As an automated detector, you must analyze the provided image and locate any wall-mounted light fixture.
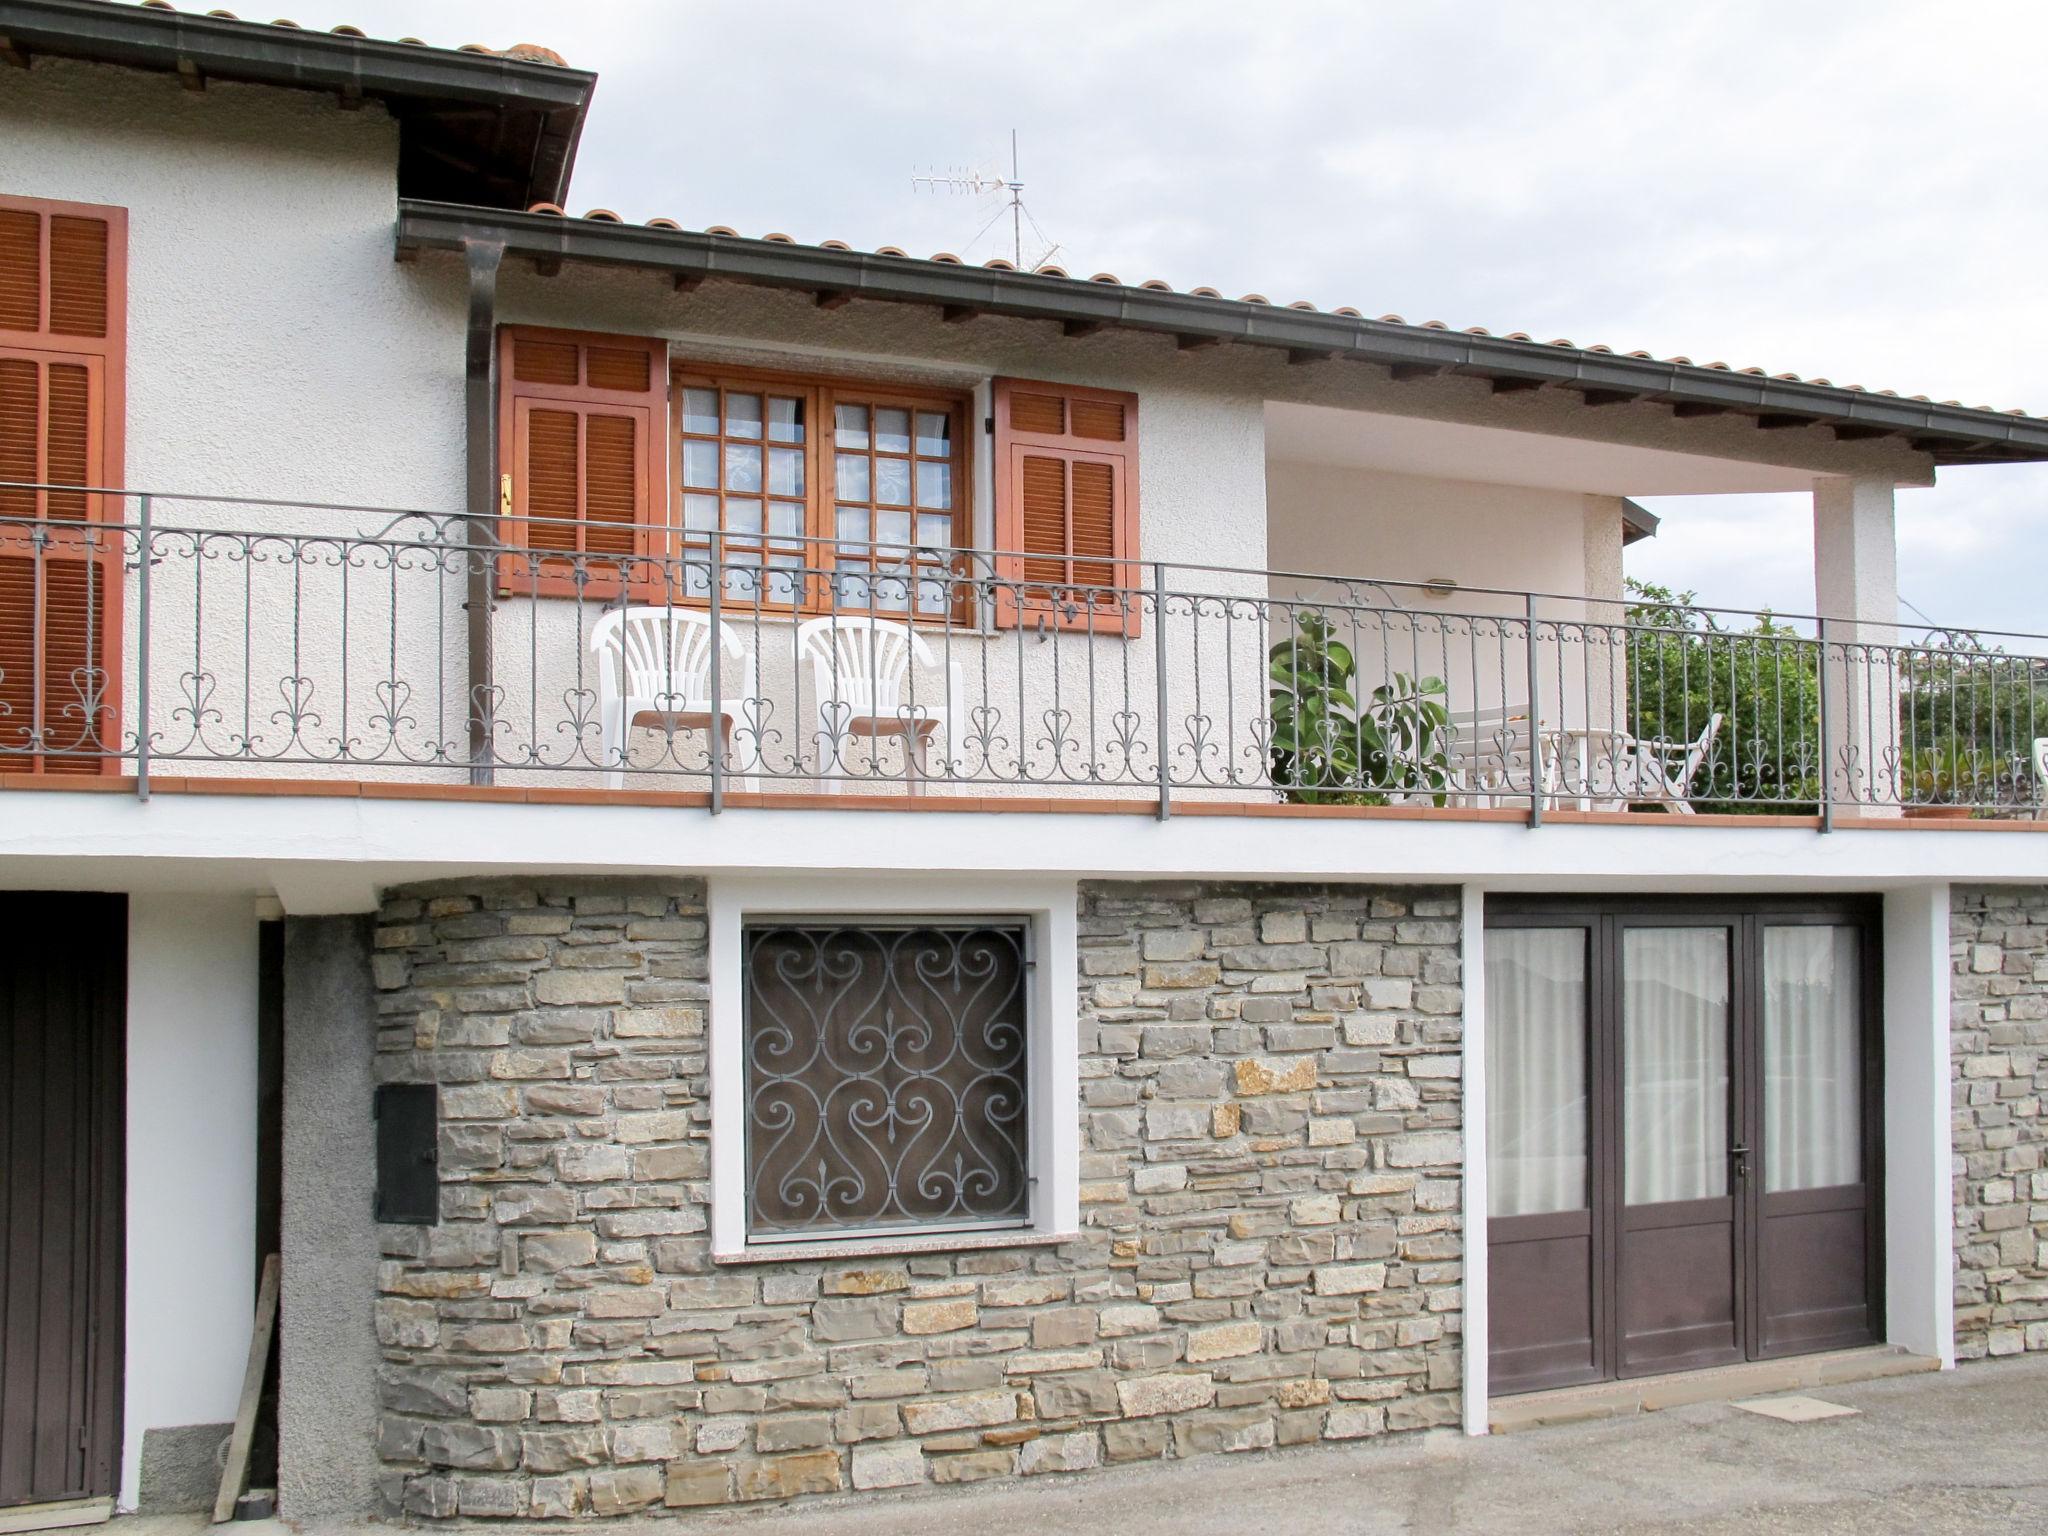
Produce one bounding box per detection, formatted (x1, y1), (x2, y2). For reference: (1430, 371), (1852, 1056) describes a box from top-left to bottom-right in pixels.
(1421, 576), (1459, 600)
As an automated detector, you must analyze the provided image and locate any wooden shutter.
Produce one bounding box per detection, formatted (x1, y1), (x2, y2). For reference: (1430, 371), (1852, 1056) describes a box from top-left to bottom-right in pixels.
(0, 195), (125, 776)
(991, 377), (1139, 635)
(497, 326), (667, 598)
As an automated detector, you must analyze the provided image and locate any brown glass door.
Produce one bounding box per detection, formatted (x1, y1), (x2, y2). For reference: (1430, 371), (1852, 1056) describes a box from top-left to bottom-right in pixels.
(1753, 918), (1882, 1357)
(1487, 899), (1879, 1398)
(1616, 920), (1744, 1376)
(1486, 921), (1605, 1392)
(1, 892), (125, 1508)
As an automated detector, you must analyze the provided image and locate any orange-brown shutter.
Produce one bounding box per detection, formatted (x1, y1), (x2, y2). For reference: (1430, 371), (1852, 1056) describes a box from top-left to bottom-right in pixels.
(497, 326), (667, 598)
(0, 195), (125, 776)
(991, 377), (1139, 635)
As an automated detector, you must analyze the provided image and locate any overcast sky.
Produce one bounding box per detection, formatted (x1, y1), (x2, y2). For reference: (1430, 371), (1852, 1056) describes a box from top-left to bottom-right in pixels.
(325, 0), (2043, 633)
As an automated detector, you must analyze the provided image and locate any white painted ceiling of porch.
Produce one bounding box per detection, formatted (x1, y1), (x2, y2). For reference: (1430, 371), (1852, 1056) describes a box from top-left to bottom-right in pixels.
(1263, 401), (1824, 496)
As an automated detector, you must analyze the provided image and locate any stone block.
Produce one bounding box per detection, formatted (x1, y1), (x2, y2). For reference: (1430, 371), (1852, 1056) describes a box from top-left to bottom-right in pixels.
(1019, 1430), (1101, 1474)
(737, 1450), (844, 1501)
(1325, 1404), (1386, 1439)
(812, 1297), (900, 1341)
(1032, 1370), (1120, 1418)
(420, 1422), (520, 1471)
(519, 1426), (607, 1473)
(901, 1391), (1021, 1435)
(903, 1298), (978, 1335)
(1185, 1320), (1263, 1362)
(664, 1459), (732, 1507)
(1235, 1056), (1318, 1096)
(1313, 1263), (1388, 1296)
(588, 1464), (664, 1514)
(1115, 1373), (1215, 1417)
(851, 1442), (926, 1489)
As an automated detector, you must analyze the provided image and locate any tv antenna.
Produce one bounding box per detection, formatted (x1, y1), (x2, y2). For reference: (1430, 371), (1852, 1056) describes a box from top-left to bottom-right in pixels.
(912, 130), (1062, 270)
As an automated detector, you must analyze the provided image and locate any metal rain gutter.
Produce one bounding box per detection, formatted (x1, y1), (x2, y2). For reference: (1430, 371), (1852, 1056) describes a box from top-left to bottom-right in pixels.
(393, 200), (2048, 466)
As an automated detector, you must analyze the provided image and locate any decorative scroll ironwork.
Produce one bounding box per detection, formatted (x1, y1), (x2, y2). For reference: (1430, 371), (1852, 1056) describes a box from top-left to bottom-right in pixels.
(743, 922), (1030, 1238)
(2, 484), (2046, 818)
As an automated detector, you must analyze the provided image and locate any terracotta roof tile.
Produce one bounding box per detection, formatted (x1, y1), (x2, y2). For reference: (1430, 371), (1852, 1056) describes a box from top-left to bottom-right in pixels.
(488, 205), (2042, 422)
(133, 3), (571, 66)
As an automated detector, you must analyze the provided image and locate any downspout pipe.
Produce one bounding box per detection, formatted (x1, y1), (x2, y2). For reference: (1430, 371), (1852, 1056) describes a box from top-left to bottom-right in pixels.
(463, 238), (503, 784)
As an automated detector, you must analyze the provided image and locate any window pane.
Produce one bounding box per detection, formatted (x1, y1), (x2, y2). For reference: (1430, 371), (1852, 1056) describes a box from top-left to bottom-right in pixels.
(835, 453), (870, 502)
(724, 442), (762, 493)
(875, 457), (910, 506)
(682, 439), (719, 489)
(1623, 927), (1729, 1205)
(725, 392), (763, 439)
(1485, 929), (1588, 1218)
(836, 506), (870, 543)
(682, 388), (719, 435)
(768, 446), (805, 497)
(723, 546), (761, 600)
(1764, 927), (1862, 1192)
(681, 493), (720, 531)
(835, 403), (869, 449)
(916, 460), (952, 510)
(768, 501), (804, 538)
(916, 514), (953, 549)
(767, 395), (806, 444)
(764, 554), (802, 604)
(875, 509), (911, 548)
(875, 407), (911, 454)
(873, 566), (910, 612)
(726, 498), (763, 535)
(916, 410), (951, 457)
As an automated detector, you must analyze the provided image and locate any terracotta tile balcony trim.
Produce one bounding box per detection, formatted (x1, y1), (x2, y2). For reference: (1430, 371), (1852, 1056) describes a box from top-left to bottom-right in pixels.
(4, 774), (2046, 828)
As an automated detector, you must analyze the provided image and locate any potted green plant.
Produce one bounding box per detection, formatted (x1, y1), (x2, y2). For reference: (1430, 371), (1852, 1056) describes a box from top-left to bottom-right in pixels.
(1269, 613), (1454, 806)
(1902, 741), (1988, 819)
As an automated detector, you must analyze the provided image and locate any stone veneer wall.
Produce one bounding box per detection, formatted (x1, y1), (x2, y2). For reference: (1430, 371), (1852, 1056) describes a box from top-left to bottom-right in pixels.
(367, 878), (1465, 1518)
(1952, 885), (2048, 1361)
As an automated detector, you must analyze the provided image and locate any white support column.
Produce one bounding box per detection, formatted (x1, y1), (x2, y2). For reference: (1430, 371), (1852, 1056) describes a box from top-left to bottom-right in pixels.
(1814, 477), (1903, 808)
(1581, 496), (1628, 735)
(1460, 884), (1490, 1434)
(1883, 883), (1955, 1366)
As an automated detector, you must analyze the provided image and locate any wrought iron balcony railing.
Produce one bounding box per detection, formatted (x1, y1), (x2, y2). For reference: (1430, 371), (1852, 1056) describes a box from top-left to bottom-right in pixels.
(1, 485), (2044, 823)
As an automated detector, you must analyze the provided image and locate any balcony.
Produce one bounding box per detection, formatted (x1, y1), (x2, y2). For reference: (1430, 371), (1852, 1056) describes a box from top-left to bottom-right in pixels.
(3, 487), (2045, 826)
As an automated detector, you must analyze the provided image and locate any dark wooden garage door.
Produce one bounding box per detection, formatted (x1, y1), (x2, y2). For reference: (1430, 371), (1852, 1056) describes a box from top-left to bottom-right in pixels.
(1486, 897), (1881, 1396)
(1, 892), (125, 1508)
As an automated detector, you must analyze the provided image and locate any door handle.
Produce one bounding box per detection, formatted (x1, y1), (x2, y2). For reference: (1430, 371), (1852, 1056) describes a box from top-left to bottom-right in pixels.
(1730, 1144), (1752, 1181)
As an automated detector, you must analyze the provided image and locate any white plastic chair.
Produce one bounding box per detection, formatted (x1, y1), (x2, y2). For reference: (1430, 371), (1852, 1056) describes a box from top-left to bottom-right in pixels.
(2034, 737), (2048, 820)
(590, 607), (761, 791)
(1548, 713), (1724, 813)
(794, 615), (963, 790)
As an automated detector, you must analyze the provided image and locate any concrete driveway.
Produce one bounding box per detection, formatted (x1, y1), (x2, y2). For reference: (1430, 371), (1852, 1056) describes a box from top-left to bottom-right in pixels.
(125, 1355), (2048, 1536)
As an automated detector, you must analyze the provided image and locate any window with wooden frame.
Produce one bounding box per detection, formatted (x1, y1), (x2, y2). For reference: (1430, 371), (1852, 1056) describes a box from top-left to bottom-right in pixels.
(497, 326), (667, 599)
(0, 194), (126, 777)
(991, 377), (1139, 636)
(673, 364), (970, 620)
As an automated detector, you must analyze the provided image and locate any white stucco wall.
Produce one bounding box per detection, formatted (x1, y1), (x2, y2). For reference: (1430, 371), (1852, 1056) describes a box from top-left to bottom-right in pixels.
(1264, 461), (1621, 732)
(122, 892), (261, 1511)
(1265, 461), (1598, 604)
(8, 56), (1279, 797)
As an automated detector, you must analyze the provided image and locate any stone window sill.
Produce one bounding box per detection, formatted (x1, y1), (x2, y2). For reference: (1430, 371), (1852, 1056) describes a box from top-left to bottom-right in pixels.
(713, 1227), (1078, 1266)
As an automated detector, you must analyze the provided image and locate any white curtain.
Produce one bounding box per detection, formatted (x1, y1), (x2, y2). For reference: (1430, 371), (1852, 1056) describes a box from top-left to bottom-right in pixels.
(1486, 929), (1588, 1218)
(1623, 928), (1729, 1205)
(1764, 926), (1863, 1191)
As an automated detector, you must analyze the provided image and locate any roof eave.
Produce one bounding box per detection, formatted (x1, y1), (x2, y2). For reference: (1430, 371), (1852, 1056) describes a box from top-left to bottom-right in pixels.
(393, 200), (2048, 467)
(1, 0), (597, 206)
